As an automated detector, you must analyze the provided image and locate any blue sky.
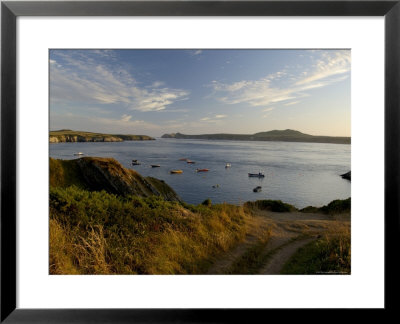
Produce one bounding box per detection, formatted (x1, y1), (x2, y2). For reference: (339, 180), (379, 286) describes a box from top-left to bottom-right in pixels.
(50, 49), (350, 137)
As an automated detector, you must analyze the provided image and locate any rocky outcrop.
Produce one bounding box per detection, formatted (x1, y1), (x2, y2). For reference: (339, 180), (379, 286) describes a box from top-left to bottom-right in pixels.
(49, 135), (154, 143)
(49, 131), (155, 143)
(50, 157), (181, 202)
(50, 135), (124, 143)
(341, 171), (351, 181)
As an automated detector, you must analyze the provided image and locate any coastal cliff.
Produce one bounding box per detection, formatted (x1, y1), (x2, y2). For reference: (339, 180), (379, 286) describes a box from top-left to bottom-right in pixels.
(50, 157), (180, 202)
(162, 129), (351, 145)
(50, 130), (155, 143)
(49, 156), (350, 275)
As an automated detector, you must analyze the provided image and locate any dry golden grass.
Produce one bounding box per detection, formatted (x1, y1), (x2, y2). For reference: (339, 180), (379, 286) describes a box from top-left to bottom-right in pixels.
(50, 184), (350, 275)
(49, 219), (79, 274)
(49, 187), (252, 274)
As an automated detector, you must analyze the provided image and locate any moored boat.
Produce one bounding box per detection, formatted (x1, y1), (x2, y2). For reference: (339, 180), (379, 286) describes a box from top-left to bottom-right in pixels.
(187, 160), (196, 164)
(196, 168), (209, 172)
(253, 186), (262, 192)
(225, 163), (231, 168)
(170, 170), (183, 174)
(132, 159), (141, 165)
(151, 164), (161, 168)
(248, 172), (265, 178)
(73, 152), (84, 156)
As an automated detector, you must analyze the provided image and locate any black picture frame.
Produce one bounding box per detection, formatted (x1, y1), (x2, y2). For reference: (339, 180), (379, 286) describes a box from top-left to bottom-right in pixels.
(1, 0), (399, 322)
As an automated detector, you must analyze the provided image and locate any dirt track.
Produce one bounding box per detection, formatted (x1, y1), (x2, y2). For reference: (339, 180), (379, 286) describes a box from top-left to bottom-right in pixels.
(207, 209), (350, 275)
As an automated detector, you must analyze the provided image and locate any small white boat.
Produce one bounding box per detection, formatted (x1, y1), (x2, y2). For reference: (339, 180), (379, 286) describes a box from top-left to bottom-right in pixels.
(73, 152), (84, 156)
(225, 163), (231, 168)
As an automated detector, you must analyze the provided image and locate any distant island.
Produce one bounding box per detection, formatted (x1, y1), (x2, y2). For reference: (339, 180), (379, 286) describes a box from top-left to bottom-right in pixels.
(161, 129), (350, 145)
(49, 130), (155, 143)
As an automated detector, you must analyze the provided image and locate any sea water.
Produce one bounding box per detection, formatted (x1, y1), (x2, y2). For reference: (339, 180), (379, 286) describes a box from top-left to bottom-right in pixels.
(50, 138), (351, 208)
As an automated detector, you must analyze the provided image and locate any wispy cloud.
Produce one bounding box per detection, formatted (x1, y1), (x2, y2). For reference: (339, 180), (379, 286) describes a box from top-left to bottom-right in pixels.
(262, 107), (275, 118)
(209, 51), (350, 108)
(263, 107), (275, 112)
(295, 51), (350, 86)
(158, 108), (190, 113)
(200, 114), (228, 123)
(191, 50), (203, 56)
(151, 81), (165, 88)
(284, 101), (300, 106)
(51, 112), (160, 134)
(128, 87), (189, 112)
(50, 50), (189, 112)
(121, 114), (132, 122)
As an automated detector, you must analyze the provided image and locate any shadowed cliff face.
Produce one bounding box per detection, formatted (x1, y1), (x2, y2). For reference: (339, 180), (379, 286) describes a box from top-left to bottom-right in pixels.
(49, 157), (181, 202)
(49, 135), (124, 143)
(49, 135), (154, 143)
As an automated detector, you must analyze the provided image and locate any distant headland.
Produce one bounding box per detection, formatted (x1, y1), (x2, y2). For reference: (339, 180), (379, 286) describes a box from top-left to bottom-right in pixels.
(161, 129), (350, 145)
(49, 130), (155, 143)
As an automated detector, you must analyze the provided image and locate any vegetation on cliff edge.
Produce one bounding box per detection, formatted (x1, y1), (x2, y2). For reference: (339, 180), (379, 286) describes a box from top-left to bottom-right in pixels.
(50, 130), (154, 142)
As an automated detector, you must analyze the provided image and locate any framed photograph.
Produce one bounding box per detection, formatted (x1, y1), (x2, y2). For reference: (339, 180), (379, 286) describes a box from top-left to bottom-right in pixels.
(1, 0), (399, 321)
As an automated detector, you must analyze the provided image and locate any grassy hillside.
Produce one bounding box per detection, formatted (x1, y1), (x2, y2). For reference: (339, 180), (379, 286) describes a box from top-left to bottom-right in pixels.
(50, 130), (154, 143)
(281, 222), (351, 274)
(161, 129), (350, 144)
(50, 187), (250, 274)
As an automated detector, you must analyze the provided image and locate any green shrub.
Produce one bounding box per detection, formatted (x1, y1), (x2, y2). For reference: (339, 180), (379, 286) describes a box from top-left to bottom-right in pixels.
(320, 198), (351, 214)
(201, 198), (212, 207)
(299, 206), (320, 213)
(300, 198), (351, 214)
(245, 200), (296, 212)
